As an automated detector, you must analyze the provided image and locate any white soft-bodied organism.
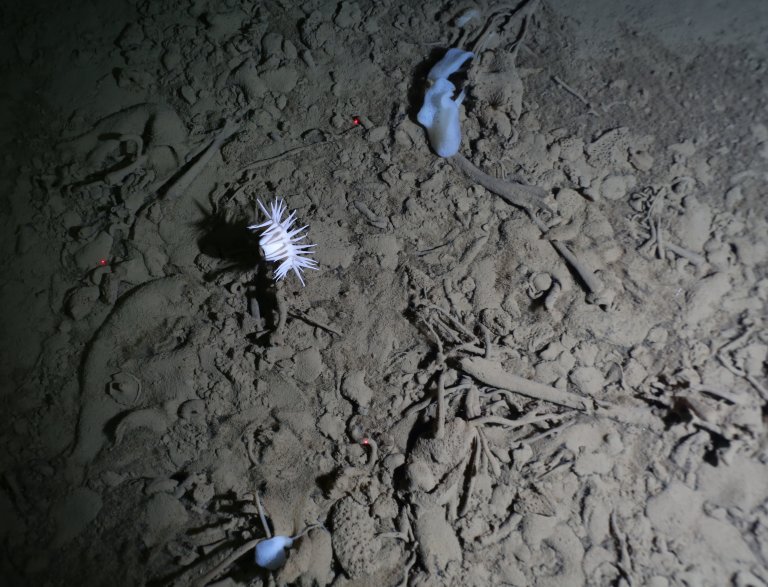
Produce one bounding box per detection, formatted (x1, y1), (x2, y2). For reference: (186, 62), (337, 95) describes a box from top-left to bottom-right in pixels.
(418, 78), (466, 158)
(426, 47), (473, 82)
(417, 48), (473, 158)
(254, 523), (324, 570)
(254, 535), (294, 570)
(249, 198), (318, 286)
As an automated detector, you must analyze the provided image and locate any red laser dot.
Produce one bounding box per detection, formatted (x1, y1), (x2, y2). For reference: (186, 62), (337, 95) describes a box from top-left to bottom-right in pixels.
(352, 116), (360, 126)
(362, 438), (369, 445)
(99, 258), (108, 266)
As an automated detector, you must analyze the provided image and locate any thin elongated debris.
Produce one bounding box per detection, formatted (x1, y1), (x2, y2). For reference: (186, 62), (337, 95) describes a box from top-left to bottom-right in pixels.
(460, 357), (590, 411)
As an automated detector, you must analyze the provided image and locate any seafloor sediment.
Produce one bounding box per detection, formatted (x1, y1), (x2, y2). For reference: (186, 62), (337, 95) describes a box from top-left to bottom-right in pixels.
(1, 0), (766, 585)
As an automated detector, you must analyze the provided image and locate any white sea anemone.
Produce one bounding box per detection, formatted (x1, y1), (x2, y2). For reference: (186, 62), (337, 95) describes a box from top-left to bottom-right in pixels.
(249, 198), (318, 286)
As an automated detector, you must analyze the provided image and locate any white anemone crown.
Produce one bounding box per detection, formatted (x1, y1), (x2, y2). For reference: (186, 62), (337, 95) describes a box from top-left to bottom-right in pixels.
(249, 198), (318, 286)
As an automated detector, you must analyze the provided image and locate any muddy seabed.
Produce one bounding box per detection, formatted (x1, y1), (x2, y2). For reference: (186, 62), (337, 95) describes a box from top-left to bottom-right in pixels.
(1, 0), (767, 585)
